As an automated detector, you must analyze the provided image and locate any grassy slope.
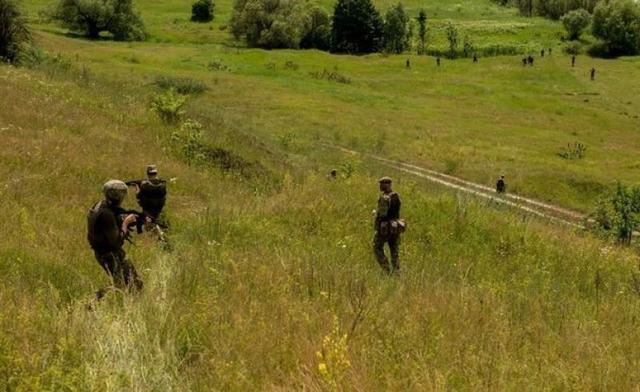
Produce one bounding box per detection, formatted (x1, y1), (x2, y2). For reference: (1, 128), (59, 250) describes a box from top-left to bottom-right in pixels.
(21, 0), (640, 211)
(1, 0), (640, 389)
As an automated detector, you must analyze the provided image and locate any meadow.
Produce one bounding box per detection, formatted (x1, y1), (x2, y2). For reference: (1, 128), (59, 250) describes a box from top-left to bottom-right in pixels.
(2, 0), (640, 389)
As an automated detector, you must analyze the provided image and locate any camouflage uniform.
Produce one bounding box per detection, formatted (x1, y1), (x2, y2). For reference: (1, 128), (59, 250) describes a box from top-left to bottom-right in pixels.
(374, 183), (402, 273)
(88, 182), (144, 295)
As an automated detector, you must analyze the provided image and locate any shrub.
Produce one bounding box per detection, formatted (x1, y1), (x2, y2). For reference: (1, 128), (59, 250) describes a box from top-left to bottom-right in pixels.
(171, 119), (205, 165)
(561, 9), (591, 40)
(0, 0), (30, 63)
(151, 89), (187, 124)
(383, 3), (409, 54)
(594, 183), (640, 244)
(564, 41), (583, 54)
(191, 0), (214, 22)
(309, 68), (351, 84)
(558, 142), (587, 159)
(331, 0), (384, 54)
(52, 0), (146, 41)
(591, 0), (640, 56)
(155, 76), (207, 95)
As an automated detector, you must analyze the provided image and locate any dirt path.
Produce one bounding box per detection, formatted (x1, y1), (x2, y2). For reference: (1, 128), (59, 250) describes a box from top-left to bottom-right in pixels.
(326, 144), (588, 229)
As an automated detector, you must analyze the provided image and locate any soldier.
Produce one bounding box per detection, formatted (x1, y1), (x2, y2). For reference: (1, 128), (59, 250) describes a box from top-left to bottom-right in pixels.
(528, 55), (534, 66)
(548, 47), (552, 55)
(126, 165), (167, 224)
(436, 56), (441, 67)
(373, 177), (403, 273)
(496, 175), (506, 194)
(590, 67), (596, 81)
(473, 54), (478, 63)
(571, 55), (576, 67)
(541, 49), (545, 57)
(406, 59), (411, 69)
(522, 57), (527, 66)
(87, 180), (143, 298)
(328, 168), (338, 180)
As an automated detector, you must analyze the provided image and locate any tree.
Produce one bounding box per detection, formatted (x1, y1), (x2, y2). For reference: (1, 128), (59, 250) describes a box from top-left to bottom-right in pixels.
(561, 8), (591, 40)
(383, 3), (409, 54)
(330, 0), (384, 54)
(0, 0), (30, 63)
(445, 22), (458, 58)
(416, 9), (427, 54)
(592, 0), (640, 56)
(231, 0), (329, 49)
(595, 183), (640, 245)
(300, 5), (331, 50)
(52, 0), (146, 41)
(191, 0), (214, 22)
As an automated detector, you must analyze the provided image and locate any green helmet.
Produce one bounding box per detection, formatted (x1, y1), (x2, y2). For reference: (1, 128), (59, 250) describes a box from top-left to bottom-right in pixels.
(103, 180), (128, 204)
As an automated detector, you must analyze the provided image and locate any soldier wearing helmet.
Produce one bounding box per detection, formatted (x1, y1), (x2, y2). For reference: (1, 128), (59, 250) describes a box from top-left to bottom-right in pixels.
(87, 180), (143, 297)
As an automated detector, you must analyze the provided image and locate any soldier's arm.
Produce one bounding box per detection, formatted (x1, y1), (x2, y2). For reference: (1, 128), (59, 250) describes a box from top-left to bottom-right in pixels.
(125, 179), (142, 187)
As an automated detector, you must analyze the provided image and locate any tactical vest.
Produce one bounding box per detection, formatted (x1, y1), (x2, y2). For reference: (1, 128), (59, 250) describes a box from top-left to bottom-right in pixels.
(376, 192), (398, 220)
(87, 201), (123, 252)
(137, 179), (166, 217)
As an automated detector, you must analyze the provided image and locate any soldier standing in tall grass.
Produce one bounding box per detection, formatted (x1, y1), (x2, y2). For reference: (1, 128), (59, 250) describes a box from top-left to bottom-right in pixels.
(87, 180), (144, 298)
(373, 177), (404, 274)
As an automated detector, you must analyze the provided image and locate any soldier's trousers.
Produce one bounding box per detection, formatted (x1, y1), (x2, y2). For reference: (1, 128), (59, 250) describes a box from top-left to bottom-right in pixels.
(373, 232), (400, 272)
(94, 249), (143, 293)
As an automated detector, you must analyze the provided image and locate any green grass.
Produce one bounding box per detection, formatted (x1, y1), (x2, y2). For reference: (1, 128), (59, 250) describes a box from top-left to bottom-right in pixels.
(2, 0), (640, 388)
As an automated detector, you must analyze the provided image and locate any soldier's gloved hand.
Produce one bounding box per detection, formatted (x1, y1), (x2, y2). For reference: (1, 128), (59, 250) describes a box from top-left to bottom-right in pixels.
(122, 214), (138, 233)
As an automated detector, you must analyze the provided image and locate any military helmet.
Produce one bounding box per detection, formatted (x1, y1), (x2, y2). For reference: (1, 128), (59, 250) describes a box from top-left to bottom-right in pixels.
(146, 164), (158, 176)
(378, 176), (392, 184)
(103, 180), (128, 203)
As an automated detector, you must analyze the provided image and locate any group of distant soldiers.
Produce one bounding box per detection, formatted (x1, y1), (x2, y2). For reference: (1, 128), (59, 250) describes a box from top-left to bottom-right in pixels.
(87, 165), (167, 298)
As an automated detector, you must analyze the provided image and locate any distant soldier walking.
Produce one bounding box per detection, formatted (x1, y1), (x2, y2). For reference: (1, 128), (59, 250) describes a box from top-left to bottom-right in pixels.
(473, 54), (478, 63)
(436, 56), (441, 67)
(528, 55), (534, 66)
(522, 57), (527, 66)
(571, 55), (576, 67)
(496, 175), (506, 194)
(373, 177), (404, 273)
(406, 59), (411, 69)
(328, 168), (338, 180)
(540, 49), (545, 57)
(87, 180), (143, 297)
(590, 67), (596, 81)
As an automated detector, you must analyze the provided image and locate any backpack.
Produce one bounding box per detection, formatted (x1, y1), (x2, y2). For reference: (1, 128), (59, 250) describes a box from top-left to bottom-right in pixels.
(137, 179), (167, 216)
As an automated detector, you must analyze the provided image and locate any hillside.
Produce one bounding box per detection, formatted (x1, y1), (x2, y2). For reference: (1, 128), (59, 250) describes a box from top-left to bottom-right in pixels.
(2, 0), (640, 389)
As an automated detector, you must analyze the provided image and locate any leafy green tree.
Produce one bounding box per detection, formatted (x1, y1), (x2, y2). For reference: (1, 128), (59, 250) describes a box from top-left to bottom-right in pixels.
(191, 0), (214, 22)
(330, 0), (383, 54)
(383, 3), (409, 54)
(52, 0), (146, 41)
(561, 8), (591, 40)
(592, 0), (640, 56)
(0, 0), (30, 63)
(231, 0), (328, 49)
(595, 184), (640, 244)
(416, 9), (427, 54)
(445, 22), (458, 58)
(300, 5), (331, 50)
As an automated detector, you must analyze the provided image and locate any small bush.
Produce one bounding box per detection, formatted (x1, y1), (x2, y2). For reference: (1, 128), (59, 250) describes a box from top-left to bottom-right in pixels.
(207, 59), (230, 71)
(284, 60), (299, 70)
(151, 89), (187, 124)
(155, 76), (207, 95)
(309, 68), (351, 84)
(561, 9), (591, 40)
(171, 119), (205, 164)
(564, 41), (583, 54)
(191, 0), (214, 22)
(0, 0), (30, 63)
(558, 142), (587, 159)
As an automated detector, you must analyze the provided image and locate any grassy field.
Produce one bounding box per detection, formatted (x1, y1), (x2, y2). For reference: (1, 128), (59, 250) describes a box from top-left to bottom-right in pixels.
(2, 0), (640, 389)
